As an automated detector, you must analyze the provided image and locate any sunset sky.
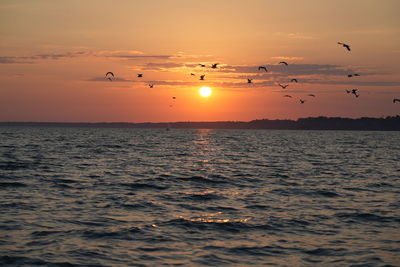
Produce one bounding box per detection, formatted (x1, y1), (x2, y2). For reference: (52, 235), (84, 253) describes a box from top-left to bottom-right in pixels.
(1, 0), (399, 122)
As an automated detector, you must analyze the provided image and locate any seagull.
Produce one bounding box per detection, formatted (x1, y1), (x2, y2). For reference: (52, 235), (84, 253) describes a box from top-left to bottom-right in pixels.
(247, 79), (253, 84)
(211, 63), (219, 69)
(308, 94), (315, 97)
(290, 78), (298, 83)
(300, 99), (305, 104)
(278, 83), (289, 89)
(338, 42), (351, 51)
(199, 64), (206, 67)
(348, 74), (360, 77)
(200, 75), (205, 80)
(105, 72), (114, 77)
(148, 84), (154, 88)
(190, 73), (195, 76)
(258, 66), (268, 72)
(283, 95), (292, 98)
(351, 89), (358, 95)
(137, 74), (143, 78)
(279, 61), (288, 66)
(393, 98), (400, 103)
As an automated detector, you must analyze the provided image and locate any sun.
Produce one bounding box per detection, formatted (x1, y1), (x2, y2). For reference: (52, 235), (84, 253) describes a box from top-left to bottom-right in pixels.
(199, 87), (212, 97)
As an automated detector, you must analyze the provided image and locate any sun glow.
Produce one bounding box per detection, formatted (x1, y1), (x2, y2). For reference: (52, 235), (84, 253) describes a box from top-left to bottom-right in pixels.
(199, 87), (212, 97)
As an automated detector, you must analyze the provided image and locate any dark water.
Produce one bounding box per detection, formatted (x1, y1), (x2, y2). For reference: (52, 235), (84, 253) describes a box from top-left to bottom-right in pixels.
(0, 127), (399, 266)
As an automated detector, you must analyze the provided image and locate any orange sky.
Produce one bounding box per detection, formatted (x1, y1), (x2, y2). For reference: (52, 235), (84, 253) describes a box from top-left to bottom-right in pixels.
(0, 0), (399, 122)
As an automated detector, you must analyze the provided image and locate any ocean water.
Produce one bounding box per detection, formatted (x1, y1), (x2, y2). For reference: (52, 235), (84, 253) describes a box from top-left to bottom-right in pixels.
(0, 127), (399, 267)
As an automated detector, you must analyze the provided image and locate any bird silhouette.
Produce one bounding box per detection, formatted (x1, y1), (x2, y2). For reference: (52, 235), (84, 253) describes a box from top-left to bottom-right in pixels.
(393, 98), (400, 103)
(258, 66), (268, 72)
(279, 61), (288, 66)
(308, 94), (315, 97)
(283, 95), (292, 98)
(351, 89), (358, 95)
(211, 63), (219, 69)
(338, 42), (351, 51)
(105, 72), (114, 77)
(172, 96), (176, 99)
(190, 73), (195, 76)
(200, 75), (205, 80)
(137, 74), (143, 78)
(300, 99), (305, 104)
(149, 84), (154, 88)
(199, 64), (206, 67)
(278, 83), (289, 89)
(290, 78), (298, 83)
(247, 79), (253, 84)
(348, 74), (360, 77)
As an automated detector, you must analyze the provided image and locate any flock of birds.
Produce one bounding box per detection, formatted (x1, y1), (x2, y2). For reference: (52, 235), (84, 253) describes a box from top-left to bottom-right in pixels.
(104, 42), (399, 105)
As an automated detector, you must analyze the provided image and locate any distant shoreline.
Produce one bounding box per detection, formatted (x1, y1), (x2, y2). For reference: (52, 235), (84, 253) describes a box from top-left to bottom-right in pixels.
(1, 116), (399, 131)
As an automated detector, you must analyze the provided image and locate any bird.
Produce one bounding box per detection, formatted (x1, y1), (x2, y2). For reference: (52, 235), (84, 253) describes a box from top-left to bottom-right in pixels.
(351, 89), (358, 95)
(278, 83), (289, 89)
(211, 63), (219, 69)
(300, 99), (305, 104)
(348, 74), (360, 77)
(199, 64), (206, 67)
(338, 42), (351, 51)
(172, 96), (176, 99)
(247, 79), (253, 84)
(190, 73), (195, 76)
(290, 78), (298, 83)
(308, 94), (315, 97)
(279, 61), (288, 66)
(137, 74), (143, 78)
(283, 95), (292, 98)
(258, 66), (268, 72)
(105, 72), (114, 77)
(148, 84), (154, 88)
(199, 75), (205, 80)
(393, 99), (400, 103)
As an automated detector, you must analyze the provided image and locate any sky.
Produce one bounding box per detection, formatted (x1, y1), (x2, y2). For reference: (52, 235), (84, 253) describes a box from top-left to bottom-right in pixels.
(0, 0), (399, 122)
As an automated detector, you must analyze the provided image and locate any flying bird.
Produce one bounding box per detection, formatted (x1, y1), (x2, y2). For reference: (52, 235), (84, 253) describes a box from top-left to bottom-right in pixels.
(105, 72), (114, 77)
(283, 95), (292, 98)
(200, 75), (205, 80)
(211, 63), (219, 69)
(348, 73), (360, 77)
(300, 99), (305, 104)
(190, 73), (195, 76)
(148, 84), (154, 88)
(247, 79), (253, 84)
(290, 78), (298, 83)
(172, 96), (176, 99)
(393, 99), (400, 103)
(351, 89), (358, 95)
(137, 74), (143, 78)
(258, 66), (268, 72)
(338, 42), (351, 51)
(279, 61), (288, 66)
(308, 94), (315, 97)
(199, 64), (206, 67)
(278, 83), (289, 89)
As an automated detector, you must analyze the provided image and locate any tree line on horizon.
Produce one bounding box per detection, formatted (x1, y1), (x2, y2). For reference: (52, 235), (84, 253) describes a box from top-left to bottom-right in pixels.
(1, 115), (399, 131)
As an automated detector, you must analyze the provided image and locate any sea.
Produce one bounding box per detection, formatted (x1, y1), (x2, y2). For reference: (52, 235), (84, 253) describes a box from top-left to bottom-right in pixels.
(0, 127), (399, 267)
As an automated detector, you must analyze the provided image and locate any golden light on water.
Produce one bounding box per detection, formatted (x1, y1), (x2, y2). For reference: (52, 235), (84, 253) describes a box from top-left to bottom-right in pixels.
(199, 87), (212, 98)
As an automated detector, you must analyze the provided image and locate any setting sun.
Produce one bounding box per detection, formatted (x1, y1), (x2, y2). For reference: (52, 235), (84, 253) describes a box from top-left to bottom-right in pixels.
(199, 87), (212, 98)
